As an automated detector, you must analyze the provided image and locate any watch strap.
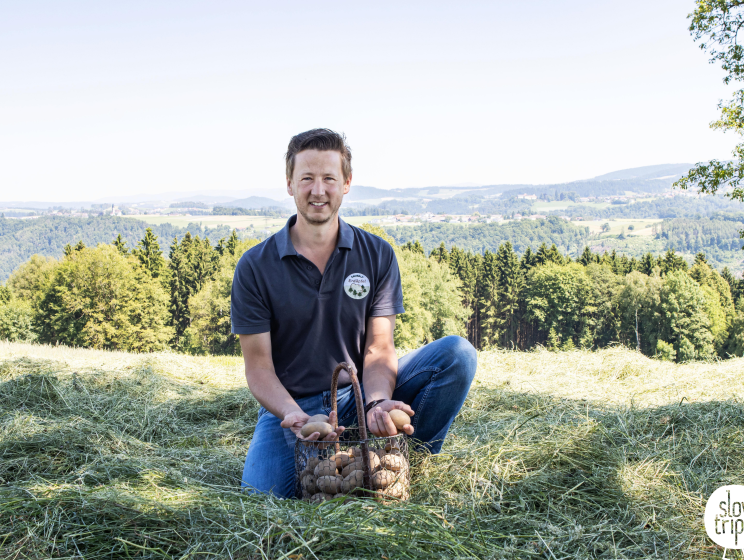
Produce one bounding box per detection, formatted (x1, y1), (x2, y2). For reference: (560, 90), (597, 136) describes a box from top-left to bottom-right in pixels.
(364, 399), (388, 415)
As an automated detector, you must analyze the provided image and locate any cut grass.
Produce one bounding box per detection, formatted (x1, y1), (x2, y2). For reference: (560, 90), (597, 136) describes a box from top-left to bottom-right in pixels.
(0, 342), (742, 559)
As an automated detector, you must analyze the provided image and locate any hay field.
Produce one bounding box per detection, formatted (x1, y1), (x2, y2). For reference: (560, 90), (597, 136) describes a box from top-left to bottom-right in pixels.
(1, 342), (742, 559)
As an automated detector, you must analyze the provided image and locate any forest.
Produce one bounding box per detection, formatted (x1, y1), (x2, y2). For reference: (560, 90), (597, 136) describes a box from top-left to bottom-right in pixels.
(386, 217), (593, 255)
(554, 194), (744, 219)
(1, 223), (742, 363)
(0, 216), (236, 282)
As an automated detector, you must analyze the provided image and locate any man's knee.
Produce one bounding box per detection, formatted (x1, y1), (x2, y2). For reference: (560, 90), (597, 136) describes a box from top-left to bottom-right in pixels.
(437, 335), (477, 383)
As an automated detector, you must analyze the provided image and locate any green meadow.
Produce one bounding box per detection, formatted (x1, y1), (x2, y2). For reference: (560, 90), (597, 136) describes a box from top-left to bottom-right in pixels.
(1, 342), (742, 558)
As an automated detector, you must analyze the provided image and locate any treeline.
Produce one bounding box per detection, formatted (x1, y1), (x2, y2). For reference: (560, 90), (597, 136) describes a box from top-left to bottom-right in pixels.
(554, 195), (744, 219)
(212, 206), (286, 216)
(0, 216), (238, 282)
(660, 218), (744, 253)
(386, 216), (592, 256)
(351, 195), (533, 216)
(170, 201), (209, 209)
(0, 225), (467, 357)
(497, 178), (673, 199)
(414, 240), (744, 361)
(1, 222), (743, 362)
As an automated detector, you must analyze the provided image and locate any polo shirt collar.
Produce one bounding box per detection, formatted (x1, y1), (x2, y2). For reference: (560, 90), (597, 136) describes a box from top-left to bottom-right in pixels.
(275, 214), (354, 259)
(337, 217), (354, 250)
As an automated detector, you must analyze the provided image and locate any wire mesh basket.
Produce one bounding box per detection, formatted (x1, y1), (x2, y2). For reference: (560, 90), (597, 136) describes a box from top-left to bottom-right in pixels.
(294, 362), (411, 502)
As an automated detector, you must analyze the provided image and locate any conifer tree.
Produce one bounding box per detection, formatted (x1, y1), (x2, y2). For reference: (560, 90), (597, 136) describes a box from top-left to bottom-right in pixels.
(168, 235), (193, 343)
(112, 234), (128, 255)
(477, 250), (499, 348)
(167, 232), (219, 346)
(190, 236), (218, 294)
(403, 241), (425, 254)
(493, 242), (523, 348)
(661, 249), (688, 274)
(520, 246), (537, 272)
(431, 242), (449, 265)
(535, 243), (564, 266)
(578, 246), (596, 266)
(133, 227), (165, 278)
(447, 246), (479, 345)
(226, 229), (239, 256)
(721, 266), (743, 305)
(639, 253), (656, 276)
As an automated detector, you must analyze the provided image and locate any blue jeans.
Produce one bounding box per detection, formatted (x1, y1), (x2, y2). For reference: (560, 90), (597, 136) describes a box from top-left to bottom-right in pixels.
(241, 335), (477, 498)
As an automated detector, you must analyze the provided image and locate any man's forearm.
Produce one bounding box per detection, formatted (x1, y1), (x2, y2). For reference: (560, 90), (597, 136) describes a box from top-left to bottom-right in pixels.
(245, 366), (303, 419)
(362, 345), (398, 404)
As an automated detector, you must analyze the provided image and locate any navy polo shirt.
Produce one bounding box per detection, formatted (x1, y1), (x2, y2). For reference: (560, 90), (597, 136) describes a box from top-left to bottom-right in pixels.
(231, 215), (405, 399)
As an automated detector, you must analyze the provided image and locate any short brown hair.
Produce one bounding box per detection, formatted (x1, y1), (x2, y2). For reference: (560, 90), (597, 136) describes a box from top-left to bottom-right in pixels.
(285, 128), (352, 182)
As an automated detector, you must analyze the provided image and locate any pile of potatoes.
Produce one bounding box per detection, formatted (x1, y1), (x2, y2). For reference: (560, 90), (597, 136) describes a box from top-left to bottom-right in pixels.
(300, 443), (409, 503)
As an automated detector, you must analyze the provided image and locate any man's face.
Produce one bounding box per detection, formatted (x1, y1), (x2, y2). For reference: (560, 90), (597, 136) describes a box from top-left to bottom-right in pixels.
(287, 149), (351, 226)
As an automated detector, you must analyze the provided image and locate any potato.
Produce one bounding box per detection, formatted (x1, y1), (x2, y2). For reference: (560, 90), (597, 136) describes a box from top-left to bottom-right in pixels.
(314, 458), (338, 477)
(380, 454), (407, 472)
(301, 474), (317, 494)
(316, 475), (343, 494)
(341, 462), (358, 478)
(307, 413), (330, 424)
(342, 469), (365, 494)
(300, 421), (333, 438)
(340, 452), (380, 477)
(309, 492), (333, 504)
(371, 469), (396, 490)
(383, 481), (406, 499)
(301, 456), (321, 477)
(388, 409), (412, 430)
(385, 442), (401, 454)
(330, 451), (353, 469)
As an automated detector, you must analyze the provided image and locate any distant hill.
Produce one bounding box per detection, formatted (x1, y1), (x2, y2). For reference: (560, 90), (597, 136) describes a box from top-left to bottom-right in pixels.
(591, 164), (694, 181)
(0, 163), (705, 211)
(221, 196), (293, 209)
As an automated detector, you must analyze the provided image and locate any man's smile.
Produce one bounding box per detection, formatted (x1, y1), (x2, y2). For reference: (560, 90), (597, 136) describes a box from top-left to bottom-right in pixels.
(309, 202), (328, 207)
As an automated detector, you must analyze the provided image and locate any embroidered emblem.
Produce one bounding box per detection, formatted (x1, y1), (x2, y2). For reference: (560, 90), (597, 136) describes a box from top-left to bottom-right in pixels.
(344, 273), (370, 299)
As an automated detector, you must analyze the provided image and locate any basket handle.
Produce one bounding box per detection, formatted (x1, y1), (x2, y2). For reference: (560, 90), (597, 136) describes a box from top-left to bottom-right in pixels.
(330, 362), (372, 492)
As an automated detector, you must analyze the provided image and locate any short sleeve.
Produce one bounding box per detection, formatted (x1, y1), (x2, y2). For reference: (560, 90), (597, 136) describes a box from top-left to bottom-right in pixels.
(231, 254), (272, 334)
(370, 246), (405, 317)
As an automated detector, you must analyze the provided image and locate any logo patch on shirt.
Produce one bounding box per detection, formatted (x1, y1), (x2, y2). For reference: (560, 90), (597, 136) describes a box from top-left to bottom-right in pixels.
(344, 273), (370, 299)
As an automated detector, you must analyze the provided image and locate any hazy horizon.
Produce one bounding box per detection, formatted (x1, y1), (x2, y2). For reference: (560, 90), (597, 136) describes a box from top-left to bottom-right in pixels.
(0, 162), (697, 205)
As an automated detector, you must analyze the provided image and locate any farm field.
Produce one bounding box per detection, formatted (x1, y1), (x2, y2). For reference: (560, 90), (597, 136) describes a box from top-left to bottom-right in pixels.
(121, 214), (289, 233)
(581, 218), (662, 237)
(1, 342), (741, 558)
(532, 200), (611, 212)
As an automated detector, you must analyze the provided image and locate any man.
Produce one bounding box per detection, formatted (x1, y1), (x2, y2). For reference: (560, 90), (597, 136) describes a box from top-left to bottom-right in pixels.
(231, 128), (476, 497)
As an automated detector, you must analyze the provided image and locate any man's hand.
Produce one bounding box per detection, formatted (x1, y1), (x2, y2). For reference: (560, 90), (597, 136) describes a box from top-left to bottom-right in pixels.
(280, 410), (345, 442)
(366, 400), (414, 437)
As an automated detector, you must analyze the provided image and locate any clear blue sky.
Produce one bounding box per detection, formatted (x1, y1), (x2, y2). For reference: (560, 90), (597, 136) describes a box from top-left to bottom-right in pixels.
(0, 1), (739, 201)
